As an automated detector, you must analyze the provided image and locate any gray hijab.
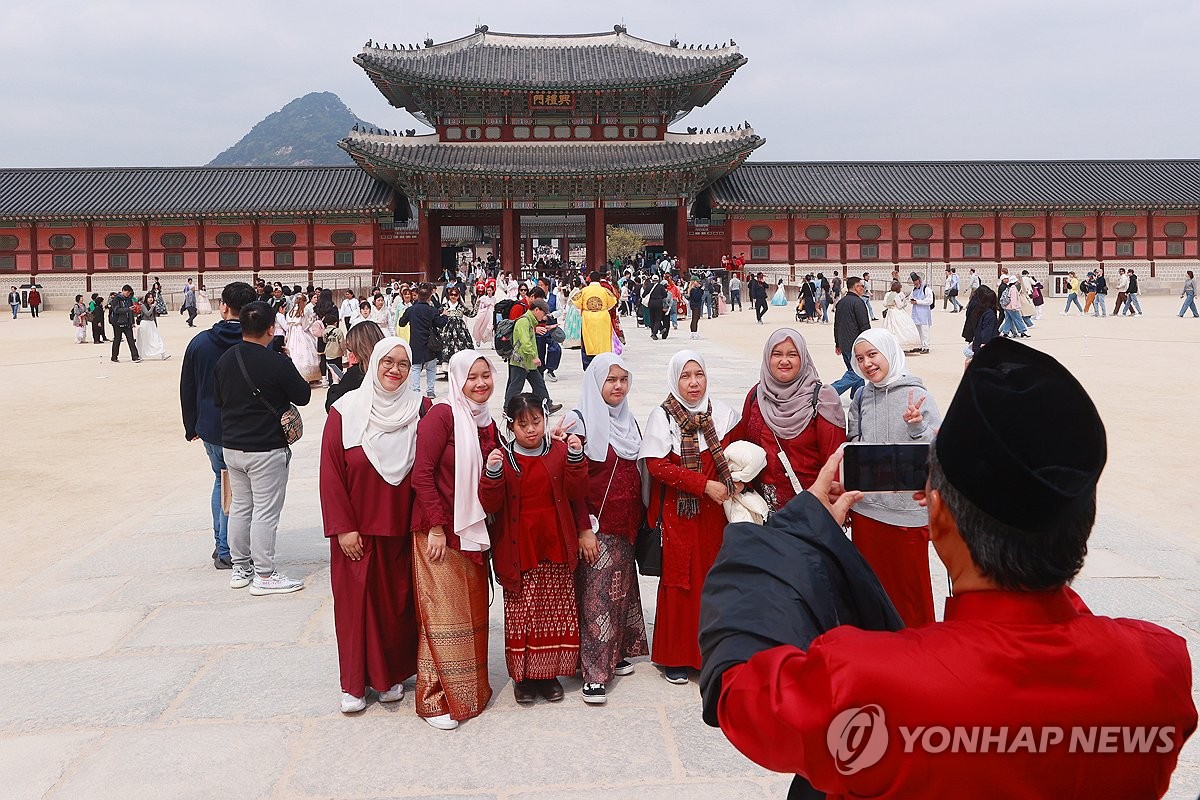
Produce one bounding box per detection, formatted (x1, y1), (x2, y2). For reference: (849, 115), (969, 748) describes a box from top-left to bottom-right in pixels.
(756, 328), (846, 438)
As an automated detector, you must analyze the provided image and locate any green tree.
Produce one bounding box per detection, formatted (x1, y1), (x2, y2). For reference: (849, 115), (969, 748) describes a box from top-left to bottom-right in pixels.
(606, 225), (645, 265)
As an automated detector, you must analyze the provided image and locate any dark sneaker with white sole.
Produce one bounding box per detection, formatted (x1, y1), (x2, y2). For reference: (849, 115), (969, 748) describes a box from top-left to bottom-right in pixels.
(613, 659), (635, 676)
(582, 682), (607, 704)
(663, 667), (689, 684)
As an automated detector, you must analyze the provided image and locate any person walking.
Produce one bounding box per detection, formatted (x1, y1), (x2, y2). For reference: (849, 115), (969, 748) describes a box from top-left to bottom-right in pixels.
(831, 277), (871, 396)
(1092, 267), (1109, 317)
(944, 268), (962, 312)
(108, 285), (141, 363)
(8, 286), (20, 318)
(909, 273), (933, 354)
(181, 281), (257, 569)
(646, 276), (670, 340)
(728, 273), (742, 311)
(566, 353), (649, 704)
(504, 298), (559, 414)
(1180, 271), (1198, 317)
(340, 289), (358, 331)
(1061, 271), (1084, 315)
(748, 272), (769, 324)
(397, 284), (446, 399)
(321, 336), (425, 713)
(1112, 268), (1129, 316)
(687, 279), (704, 339)
(960, 284), (1001, 363)
(573, 271), (617, 369)
(27, 285), (41, 318)
(136, 290), (171, 360)
(882, 281), (921, 352)
(847, 328), (941, 627)
(213, 301), (312, 596)
(1123, 269), (1143, 316)
(71, 295), (88, 344)
(998, 275), (1031, 339)
(410, 350), (498, 730)
(181, 279), (198, 327)
(88, 293), (107, 343)
(481, 394), (588, 705)
(732, 328), (845, 511)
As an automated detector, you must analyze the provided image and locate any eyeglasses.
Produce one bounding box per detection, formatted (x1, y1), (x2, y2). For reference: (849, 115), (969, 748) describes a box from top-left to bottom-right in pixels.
(380, 357), (410, 372)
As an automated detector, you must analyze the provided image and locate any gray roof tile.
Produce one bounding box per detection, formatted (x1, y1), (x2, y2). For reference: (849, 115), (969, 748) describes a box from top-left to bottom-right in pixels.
(0, 166), (393, 221)
(710, 161), (1200, 210)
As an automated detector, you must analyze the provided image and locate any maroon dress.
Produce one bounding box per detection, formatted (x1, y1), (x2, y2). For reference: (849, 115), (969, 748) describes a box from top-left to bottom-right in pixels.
(319, 407), (420, 698)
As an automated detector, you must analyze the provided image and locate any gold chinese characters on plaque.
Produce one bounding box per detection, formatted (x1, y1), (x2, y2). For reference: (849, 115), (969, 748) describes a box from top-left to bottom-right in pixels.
(529, 91), (575, 111)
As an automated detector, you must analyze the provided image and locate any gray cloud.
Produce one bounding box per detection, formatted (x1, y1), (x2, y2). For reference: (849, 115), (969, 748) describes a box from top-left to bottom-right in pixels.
(1, 0), (1195, 167)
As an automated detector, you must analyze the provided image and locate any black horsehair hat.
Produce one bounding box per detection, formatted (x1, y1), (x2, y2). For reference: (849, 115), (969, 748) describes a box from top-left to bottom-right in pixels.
(935, 338), (1106, 534)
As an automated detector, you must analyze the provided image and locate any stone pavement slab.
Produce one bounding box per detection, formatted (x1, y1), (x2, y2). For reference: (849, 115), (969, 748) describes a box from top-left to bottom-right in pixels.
(0, 732), (103, 800)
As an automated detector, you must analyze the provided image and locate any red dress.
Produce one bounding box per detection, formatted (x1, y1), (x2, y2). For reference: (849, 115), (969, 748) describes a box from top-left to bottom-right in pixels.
(732, 388), (845, 508)
(646, 445), (731, 669)
(319, 407), (421, 697)
(716, 587), (1197, 799)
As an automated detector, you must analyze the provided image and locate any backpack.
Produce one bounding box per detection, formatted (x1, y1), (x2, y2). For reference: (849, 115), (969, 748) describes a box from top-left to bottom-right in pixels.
(494, 318), (516, 361)
(493, 299), (517, 322)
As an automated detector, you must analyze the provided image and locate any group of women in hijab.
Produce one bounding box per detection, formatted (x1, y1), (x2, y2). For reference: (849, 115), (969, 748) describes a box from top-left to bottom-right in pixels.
(317, 323), (940, 729)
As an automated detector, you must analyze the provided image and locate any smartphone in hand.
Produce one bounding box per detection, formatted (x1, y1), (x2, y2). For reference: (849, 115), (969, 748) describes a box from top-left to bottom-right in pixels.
(840, 443), (931, 493)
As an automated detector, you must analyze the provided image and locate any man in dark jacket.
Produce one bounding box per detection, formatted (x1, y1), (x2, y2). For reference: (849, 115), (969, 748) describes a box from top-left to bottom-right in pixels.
(397, 283), (446, 398)
(832, 276), (871, 396)
(646, 277), (670, 340)
(108, 285), (141, 363)
(181, 281), (257, 569)
(748, 272), (769, 323)
(214, 301), (311, 596)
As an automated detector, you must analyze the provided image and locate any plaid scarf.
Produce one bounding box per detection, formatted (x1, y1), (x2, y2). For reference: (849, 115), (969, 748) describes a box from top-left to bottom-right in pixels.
(661, 395), (735, 518)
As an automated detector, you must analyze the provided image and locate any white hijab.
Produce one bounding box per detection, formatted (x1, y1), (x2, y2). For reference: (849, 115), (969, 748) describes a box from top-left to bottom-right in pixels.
(639, 350), (740, 459)
(445, 350), (494, 552)
(572, 352), (641, 462)
(332, 337), (422, 485)
(851, 328), (909, 388)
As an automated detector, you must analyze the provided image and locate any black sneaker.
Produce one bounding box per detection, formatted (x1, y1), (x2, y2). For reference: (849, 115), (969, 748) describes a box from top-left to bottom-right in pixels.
(582, 682), (607, 704)
(663, 667), (689, 685)
(213, 555), (233, 570)
(613, 659), (635, 676)
(545, 402), (563, 415)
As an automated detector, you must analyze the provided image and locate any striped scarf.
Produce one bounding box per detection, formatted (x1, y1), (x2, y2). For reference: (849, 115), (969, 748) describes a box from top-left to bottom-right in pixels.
(661, 395), (735, 518)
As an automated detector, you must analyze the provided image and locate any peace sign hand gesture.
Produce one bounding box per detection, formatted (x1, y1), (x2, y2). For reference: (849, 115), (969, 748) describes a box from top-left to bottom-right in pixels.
(902, 390), (926, 425)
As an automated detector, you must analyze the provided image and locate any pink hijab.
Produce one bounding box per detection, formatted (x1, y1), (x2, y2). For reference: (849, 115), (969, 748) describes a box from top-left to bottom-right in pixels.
(756, 328), (846, 438)
(445, 350), (494, 552)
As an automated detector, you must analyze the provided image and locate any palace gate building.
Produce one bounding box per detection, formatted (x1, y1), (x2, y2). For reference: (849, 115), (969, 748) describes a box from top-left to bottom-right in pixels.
(2, 25), (1200, 306)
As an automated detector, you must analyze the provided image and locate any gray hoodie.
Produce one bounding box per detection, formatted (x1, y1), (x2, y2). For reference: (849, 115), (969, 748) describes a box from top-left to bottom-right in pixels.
(847, 375), (940, 527)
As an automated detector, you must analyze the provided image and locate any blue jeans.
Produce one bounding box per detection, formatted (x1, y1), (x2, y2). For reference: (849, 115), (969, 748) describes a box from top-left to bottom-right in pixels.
(203, 440), (230, 559)
(1180, 292), (1198, 317)
(820, 297), (831, 323)
(1000, 308), (1027, 335)
(832, 351), (864, 396)
(1063, 293), (1083, 313)
(411, 359), (436, 395)
(9, 303), (18, 319)
(1092, 295), (1107, 316)
(1123, 293), (1143, 315)
(731, 289), (741, 309)
(863, 296), (876, 319)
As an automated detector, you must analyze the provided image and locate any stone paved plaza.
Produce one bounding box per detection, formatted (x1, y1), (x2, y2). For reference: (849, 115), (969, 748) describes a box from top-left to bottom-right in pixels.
(0, 294), (1197, 798)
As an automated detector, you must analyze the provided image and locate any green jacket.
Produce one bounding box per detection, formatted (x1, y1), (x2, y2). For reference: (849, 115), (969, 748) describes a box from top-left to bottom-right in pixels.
(511, 310), (538, 370)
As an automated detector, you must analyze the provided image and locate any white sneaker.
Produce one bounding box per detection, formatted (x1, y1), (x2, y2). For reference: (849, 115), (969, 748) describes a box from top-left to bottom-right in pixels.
(229, 565), (254, 589)
(340, 693), (366, 713)
(377, 683), (405, 703)
(248, 571), (304, 596)
(423, 713), (459, 730)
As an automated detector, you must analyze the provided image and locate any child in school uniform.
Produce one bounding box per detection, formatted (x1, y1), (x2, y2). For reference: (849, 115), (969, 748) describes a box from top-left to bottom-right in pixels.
(480, 393), (591, 704)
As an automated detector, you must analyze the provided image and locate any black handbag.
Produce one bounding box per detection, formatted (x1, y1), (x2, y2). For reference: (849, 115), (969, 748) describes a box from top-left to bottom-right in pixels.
(635, 490), (666, 577)
(427, 324), (445, 356)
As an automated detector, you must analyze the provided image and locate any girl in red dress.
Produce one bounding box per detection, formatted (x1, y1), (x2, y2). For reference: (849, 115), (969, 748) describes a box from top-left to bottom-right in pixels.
(320, 336), (425, 713)
(410, 350), (498, 730)
(481, 393), (589, 704)
(567, 352), (649, 704)
(639, 350), (740, 684)
(732, 327), (845, 511)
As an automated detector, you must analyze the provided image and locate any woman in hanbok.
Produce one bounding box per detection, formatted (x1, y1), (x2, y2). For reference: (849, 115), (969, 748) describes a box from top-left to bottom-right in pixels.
(394, 285), (414, 341)
(883, 280), (921, 352)
(771, 279), (789, 307)
(136, 290), (171, 360)
(195, 282), (213, 315)
(151, 280), (167, 316)
(471, 282), (496, 347)
(286, 293), (322, 384)
(562, 277), (584, 347)
(439, 286), (475, 363)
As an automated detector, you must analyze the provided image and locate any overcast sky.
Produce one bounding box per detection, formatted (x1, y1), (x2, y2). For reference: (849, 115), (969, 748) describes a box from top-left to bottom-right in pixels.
(2, 0), (1196, 168)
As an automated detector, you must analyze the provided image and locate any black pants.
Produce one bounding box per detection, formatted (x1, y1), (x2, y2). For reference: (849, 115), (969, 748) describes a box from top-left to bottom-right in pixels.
(270, 335), (285, 354)
(649, 306), (668, 338)
(343, 316), (353, 332)
(754, 298), (768, 322)
(505, 364), (550, 406)
(111, 324), (140, 361)
(185, 306), (198, 327)
(690, 306), (702, 333)
(91, 319), (106, 343)
(29, 305), (39, 318)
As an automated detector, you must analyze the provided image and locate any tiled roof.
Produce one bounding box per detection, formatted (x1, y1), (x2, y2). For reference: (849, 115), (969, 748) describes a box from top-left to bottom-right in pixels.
(709, 161), (1200, 211)
(340, 129), (764, 176)
(355, 28), (746, 90)
(0, 166), (394, 221)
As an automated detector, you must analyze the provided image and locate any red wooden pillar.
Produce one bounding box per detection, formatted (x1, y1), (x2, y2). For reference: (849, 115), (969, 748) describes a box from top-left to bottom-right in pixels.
(942, 212), (951, 271)
(142, 220), (151, 290)
(787, 212), (796, 269)
(1044, 211), (1054, 272)
(561, 233), (570, 264)
(501, 208), (518, 277)
(1095, 211), (1104, 265)
(837, 213), (847, 270)
(197, 220), (207, 281)
(524, 235), (534, 269)
(252, 219), (262, 280)
(993, 211), (1002, 267)
(30, 221), (39, 278)
(428, 211), (443, 281)
(891, 212), (900, 270)
(416, 205), (430, 282)
(85, 222), (95, 292)
(306, 219), (316, 287)
(589, 207), (607, 269)
(674, 203), (688, 275)
(1146, 211), (1155, 276)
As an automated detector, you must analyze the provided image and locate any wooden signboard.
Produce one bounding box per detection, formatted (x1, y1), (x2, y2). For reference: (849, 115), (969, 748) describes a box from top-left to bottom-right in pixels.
(529, 92), (575, 111)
